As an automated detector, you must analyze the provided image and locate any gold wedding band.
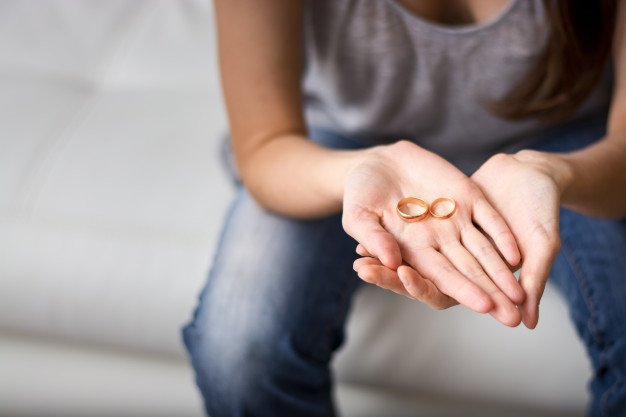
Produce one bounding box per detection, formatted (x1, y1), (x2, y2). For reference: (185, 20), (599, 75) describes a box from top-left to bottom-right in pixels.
(429, 197), (457, 219)
(396, 197), (429, 222)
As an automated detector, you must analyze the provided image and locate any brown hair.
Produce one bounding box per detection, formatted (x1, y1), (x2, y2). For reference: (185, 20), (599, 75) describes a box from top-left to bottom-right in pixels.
(489, 0), (617, 123)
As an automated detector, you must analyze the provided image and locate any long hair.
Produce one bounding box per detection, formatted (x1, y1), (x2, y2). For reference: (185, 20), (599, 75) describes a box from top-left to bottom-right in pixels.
(489, 0), (617, 123)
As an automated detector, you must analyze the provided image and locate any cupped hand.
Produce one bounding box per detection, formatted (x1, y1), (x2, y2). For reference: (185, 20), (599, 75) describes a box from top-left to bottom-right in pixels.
(471, 150), (567, 329)
(342, 140), (524, 326)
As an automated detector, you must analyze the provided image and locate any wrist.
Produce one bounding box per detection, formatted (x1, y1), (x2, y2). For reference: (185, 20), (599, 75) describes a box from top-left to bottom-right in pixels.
(339, 144), (386, 200)
(241, 134), (379, 218)
(513, 149), (575, 198)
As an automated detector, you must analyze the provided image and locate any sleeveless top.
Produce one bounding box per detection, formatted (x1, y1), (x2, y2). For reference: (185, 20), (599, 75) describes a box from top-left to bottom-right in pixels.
(301, 0), (613, 173)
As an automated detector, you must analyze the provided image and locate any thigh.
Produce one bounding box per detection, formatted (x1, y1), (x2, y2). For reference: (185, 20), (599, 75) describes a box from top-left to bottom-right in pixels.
(182, 184), (363, 416)
(551, 209), (626, 416)
(194, 185), (362, 358)
(525, 111), (608, 153)
(189, 128), (367, 361)
(182, 128), (371, 416)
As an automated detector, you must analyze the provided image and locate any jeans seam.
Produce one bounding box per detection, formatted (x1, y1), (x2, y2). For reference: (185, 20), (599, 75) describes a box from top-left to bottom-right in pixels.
(562, 241), (621, 417)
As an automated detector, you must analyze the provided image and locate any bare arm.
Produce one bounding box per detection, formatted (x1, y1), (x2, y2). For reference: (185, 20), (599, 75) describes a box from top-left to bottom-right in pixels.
(214, 0), (371, 219)
(535, 0), (626, 218)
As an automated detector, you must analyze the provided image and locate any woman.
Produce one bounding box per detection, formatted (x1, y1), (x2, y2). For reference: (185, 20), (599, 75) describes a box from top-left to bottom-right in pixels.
(182, 0), (626, 416)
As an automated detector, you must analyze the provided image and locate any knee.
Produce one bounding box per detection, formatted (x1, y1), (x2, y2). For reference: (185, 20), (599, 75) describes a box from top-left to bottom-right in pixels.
(182, 304), (289, 413)
(182, 310), (332, 415)
(182, 312), (257, 405)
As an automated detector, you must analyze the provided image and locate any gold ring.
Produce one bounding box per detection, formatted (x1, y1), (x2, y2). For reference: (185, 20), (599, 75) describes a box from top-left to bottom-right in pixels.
(396, 197), (429, 222)
(429, 197), (457, 219)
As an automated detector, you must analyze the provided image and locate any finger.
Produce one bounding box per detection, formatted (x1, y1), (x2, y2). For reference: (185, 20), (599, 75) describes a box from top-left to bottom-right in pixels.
(355, 257), (457, 309)
(354, 257), (412, 297)
(439, 242), (521, 327)
(519, 227), (561, 329)
(461, 227), (526, 304)
(473, 197), (521, 267)
(397, 264), (458, 310)
(353, 255), (380, 272)
(356, 243), (372, 257)
(343, 209), (402, 270)
(405, 247), (494, 314)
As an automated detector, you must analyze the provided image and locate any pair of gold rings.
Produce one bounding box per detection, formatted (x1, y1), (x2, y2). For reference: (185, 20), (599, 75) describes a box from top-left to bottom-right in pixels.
(396, 197), (457, 222)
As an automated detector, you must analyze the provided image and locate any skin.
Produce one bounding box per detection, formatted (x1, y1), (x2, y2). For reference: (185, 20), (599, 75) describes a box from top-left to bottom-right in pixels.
(215, 0), (626, 329)
(343, 140), (524, 326)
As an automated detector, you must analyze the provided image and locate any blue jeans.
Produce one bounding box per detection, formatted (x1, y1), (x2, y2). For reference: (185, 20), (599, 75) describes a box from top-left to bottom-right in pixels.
(182, 114), (626, 417)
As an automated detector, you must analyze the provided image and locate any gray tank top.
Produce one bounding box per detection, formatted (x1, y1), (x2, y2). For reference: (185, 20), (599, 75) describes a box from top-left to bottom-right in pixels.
(302, 0), (613, 173)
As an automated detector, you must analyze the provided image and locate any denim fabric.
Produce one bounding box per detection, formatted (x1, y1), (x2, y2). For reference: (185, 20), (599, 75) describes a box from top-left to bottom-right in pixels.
(182, 114), (626, 417)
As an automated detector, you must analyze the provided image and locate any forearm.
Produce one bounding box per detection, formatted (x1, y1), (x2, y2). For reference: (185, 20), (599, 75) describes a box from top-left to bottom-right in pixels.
(559, 133), (626, 217)
(238, 133), (374, 219)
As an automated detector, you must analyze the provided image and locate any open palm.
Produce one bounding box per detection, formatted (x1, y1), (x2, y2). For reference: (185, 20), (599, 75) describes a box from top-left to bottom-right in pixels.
(343, 140), (524, 326)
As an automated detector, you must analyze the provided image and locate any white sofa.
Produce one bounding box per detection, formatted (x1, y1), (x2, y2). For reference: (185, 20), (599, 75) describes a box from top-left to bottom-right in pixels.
(0, 1), (590, 416)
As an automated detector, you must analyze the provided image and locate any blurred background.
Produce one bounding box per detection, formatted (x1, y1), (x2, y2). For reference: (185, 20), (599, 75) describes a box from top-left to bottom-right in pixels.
(0, 1), (593, 416)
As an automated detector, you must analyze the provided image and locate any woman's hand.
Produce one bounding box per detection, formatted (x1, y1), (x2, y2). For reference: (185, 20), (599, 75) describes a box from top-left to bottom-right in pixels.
(343, 140), (525, 326)
(471, 150), (571, 329)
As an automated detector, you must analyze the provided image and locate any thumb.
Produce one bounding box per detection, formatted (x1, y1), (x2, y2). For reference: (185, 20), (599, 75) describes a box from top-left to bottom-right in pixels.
(342, 209), (402, 270)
